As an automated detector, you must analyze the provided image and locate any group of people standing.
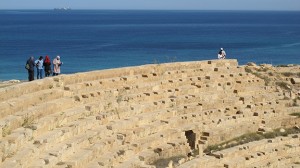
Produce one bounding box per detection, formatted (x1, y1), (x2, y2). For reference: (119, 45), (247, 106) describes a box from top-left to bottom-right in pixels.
(25, 55), (63, 81)
(25, 48), (226, 82)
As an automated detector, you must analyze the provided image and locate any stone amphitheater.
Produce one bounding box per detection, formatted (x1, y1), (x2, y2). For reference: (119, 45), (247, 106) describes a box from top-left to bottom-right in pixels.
(0, 59), (300, 168)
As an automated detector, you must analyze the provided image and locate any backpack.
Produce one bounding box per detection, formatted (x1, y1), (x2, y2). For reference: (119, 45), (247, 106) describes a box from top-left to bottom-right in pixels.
(36, 61), (40, 67)
(25, 63), (30, 70)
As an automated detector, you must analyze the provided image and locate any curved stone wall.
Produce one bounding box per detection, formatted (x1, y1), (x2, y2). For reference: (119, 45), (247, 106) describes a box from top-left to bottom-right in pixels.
(0, 59), (299, 168)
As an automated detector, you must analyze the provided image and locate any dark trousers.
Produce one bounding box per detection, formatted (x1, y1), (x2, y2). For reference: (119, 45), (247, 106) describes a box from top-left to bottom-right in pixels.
(45, 70), (51, 77)
(53, 72), (59, 76)
(28, 70), (34, 81)
(44, 66), (51, 77)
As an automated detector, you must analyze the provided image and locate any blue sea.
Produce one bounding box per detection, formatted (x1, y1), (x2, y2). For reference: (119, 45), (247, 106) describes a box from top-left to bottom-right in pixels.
(0, 10), (299, 81)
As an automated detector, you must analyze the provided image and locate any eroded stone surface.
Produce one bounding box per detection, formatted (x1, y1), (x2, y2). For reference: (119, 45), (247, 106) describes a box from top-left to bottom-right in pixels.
(0, 59), (299, 168)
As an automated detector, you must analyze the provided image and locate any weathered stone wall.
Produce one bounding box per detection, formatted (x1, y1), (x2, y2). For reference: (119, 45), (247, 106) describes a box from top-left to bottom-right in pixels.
(0, 59), (299, 167)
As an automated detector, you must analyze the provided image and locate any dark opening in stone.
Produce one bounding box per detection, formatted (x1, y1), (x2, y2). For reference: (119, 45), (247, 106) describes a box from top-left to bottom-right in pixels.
(185, 130), (196, 150)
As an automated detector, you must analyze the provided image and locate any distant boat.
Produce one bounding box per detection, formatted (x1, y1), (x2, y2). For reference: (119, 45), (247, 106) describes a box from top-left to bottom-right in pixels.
(54, 7), (71, 11)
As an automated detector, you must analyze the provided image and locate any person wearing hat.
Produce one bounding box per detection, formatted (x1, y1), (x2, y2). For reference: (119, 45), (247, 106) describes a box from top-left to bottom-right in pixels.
(43, 55), (52, 77)
(218, 48), (226, 59)
(53, 55), (63, 76)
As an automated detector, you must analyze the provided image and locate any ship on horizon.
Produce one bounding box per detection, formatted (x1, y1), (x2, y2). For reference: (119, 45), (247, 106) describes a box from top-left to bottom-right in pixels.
(54, 7), (71, 11)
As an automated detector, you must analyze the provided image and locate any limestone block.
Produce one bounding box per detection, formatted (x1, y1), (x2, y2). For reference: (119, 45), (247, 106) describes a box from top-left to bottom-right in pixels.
(133, 127), (147, 138)
(63, 90), (73, 97)
(138, 150), (158, 164)
(181, 72), (188, 78)
(0, 141), (7, 159)
(38, 155), (58, 167)
(151, 85), (161, 92)
(64, 149), (94, 168)
(10, 147), (36, 167)
(0, 103), (12, 119)
(116, 157), (143, 168)
(5, 132), (26, 152)
(85, 105), (98, 113)
(34, 129), (63, 145)
(97, 154), (115, 166)
(27, 159), (46, 168)
(0, 115), (23, 135)
(0, 160), (21, 168)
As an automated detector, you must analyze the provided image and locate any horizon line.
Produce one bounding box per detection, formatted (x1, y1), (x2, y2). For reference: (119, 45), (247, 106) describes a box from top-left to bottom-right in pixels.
(0, 9), (299, 12)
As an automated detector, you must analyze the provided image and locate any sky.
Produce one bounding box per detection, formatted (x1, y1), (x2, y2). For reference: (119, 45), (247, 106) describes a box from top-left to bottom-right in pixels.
(0, 0), (299, 11)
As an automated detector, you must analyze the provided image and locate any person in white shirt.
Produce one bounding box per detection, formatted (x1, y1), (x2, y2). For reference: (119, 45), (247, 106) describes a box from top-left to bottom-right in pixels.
(35, 56), (44, 79)
(218, 48), (226, 59)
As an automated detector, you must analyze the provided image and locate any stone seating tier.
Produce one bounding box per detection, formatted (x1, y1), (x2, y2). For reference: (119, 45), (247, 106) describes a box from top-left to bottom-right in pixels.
(178, 134), (300, 168)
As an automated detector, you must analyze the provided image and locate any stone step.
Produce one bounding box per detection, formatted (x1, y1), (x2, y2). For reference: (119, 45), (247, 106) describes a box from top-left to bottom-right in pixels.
(0, 88), (66, 119)
(137, 138), (190, 167)
(30, 106), (87, 136)
(116, 122), (170, 142)
(193, 134), (300, 168)
(0, 97), (75, 140)
(1, 117), (98, 167)
(67, 67), (248, 105)
(1, 145), (38, 168)
(0, 78), (57, 102)
(37, 129), (98, 165)
(65, 75), (260, 114)
(61, 149), (94, 168)
(111, 157), (144, 168)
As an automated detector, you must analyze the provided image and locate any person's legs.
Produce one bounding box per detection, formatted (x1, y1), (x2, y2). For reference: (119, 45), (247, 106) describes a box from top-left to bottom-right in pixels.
(31, 70), (34, 81)
(29, 70), (34, 81)
(28, 70), (30, 81)
(39, 69), (43, 79)
(36, 68), (40, 79)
